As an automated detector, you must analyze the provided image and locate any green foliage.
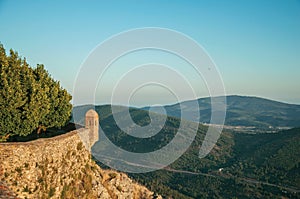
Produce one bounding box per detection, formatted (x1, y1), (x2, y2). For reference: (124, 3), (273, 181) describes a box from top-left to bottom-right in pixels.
(48, 186), (55, 198)
(38, 177), (44, 184)
(59, 162), (95, 198)
(0, 44), (72, 141)
(24, 163), (29, 168)
(60, 184), (69, 199)
(23, 185), (30, 193)
(117, 185), (123, 192)
(77, 142), (83, 151)
(15, 167), (22, 174)
(109, 172), (117, 179)
(230, 128), (300, 188)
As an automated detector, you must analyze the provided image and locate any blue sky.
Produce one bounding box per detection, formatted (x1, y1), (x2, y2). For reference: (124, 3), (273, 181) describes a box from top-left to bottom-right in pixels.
(0, 0), (299, 105)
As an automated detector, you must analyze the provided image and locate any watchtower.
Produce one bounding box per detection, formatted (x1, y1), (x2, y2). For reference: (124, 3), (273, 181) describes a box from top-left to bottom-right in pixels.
(85, 109), (99, 147)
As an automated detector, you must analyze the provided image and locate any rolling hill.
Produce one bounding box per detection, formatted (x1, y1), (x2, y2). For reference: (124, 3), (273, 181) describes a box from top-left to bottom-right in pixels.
(72, 104), (300, 198)
(143, 95), (300, 128)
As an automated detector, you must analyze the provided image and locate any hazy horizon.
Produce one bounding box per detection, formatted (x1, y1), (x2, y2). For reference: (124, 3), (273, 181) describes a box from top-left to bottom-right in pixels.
(73, 94), (300, 108)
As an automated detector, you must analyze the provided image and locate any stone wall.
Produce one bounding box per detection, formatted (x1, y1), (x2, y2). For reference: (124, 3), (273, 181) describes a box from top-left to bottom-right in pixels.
(0, 129), (159, 199)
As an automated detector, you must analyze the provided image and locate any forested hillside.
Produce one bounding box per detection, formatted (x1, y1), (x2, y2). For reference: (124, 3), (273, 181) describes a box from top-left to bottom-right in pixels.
(74, 105), (300, 198)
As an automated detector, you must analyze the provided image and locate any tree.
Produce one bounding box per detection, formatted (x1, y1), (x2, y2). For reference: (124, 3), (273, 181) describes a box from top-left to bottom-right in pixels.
(21, 62), (50, 135)
(0, 49), (26, 139)
(0, 44), (72, 141)
(34, 64), (72, 132)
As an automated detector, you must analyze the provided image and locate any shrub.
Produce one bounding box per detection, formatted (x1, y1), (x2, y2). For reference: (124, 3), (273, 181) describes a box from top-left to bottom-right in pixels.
(23, 185), (29, 192)
(60, 184), (69, 199)
(109, 172), (117, 179)
(38, 177), (44, 184)
(117, 185), (123, 192)
(15, 167), (22, 173)
(82, 174), (93, 194)
(77, 142), (83, 151)
(48, 187), (55, 198)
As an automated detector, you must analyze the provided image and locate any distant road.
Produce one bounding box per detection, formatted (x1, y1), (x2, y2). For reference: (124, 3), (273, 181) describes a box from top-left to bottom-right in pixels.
(164, 167), (217, 178)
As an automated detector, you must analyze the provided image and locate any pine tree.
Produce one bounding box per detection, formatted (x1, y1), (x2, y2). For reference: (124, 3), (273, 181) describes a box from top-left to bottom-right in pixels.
(21, 62), (50, 135)
(34, 65), (72, 133)
(0, 44), (11, 141)
(0, 44), (72, 141)
(0, 49), (25, 138)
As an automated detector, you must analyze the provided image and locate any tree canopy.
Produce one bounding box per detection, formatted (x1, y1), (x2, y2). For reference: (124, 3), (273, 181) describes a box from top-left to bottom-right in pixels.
(0, 44), (72, 141)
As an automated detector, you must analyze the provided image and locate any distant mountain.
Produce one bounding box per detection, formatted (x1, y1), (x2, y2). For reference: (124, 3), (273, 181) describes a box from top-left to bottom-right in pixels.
(143, 95), (300, 128)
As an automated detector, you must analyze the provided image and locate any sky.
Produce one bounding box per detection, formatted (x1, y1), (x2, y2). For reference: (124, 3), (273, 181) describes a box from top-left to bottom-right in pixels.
(0, 0), (300, 106)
